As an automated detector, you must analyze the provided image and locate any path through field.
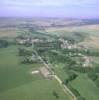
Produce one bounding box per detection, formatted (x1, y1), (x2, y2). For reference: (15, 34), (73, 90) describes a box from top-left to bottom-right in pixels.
(35, 50), (77, 100)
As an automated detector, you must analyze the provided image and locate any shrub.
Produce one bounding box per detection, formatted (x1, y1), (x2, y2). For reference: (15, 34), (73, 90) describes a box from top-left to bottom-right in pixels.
(0, 40), (8, 48)
(88, 72), (98, 81)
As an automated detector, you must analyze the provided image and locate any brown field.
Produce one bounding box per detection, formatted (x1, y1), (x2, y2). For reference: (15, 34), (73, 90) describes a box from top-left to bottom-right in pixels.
(0, 28), (19, 37)
(79, 36), (99, 48)
(45, 24), (99, 49)
(45, 25), (99, 36)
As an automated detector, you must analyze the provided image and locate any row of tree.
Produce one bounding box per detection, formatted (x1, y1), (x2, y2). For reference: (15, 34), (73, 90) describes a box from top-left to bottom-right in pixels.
(63, 72), (85, 100)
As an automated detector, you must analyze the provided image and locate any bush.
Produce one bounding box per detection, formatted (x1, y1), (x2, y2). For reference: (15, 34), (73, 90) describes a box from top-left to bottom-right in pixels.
(66, 85), (85, 100)
(64, 72), (78, 85)
(0, 40), (8, 48)
(88, 72), (98, 81)
(52, 91), (59, 99)
(77, 96), (85, 100)
(67, 85), (80, 97)
(18, 48), (32, 56)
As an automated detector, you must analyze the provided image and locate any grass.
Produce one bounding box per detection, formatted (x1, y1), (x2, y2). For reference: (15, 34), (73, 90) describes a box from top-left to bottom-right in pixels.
(0, 79), (71, 100)
(53, 62), (99, 100)
(53, 63), (69, 82)
(0, 45), (71, 100)
(46, 25), (99, 49)
(70, 74), (99, 100)
(92, 57), (99, 65)
(0, 45), (42, 92)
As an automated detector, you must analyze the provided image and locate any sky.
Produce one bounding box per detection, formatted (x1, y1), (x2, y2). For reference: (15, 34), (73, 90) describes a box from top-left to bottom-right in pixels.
(0, 0), (99, 18)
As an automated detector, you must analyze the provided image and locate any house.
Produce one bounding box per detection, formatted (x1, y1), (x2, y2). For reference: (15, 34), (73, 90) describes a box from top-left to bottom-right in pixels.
(82, 56), (92, 67)
(39, 67), (51, 78)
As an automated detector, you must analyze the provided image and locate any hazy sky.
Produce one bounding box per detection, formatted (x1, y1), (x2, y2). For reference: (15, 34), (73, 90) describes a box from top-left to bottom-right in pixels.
(0, 0), (99, 18)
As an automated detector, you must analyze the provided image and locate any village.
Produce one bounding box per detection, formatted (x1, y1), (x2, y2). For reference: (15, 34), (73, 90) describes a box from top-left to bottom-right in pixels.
(16, 34), (92, 69)
(14, 31), (96, 100)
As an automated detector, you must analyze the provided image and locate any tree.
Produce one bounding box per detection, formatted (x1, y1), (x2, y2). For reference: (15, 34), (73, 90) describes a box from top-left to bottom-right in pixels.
(68, 71), (78, 81)
(52, 91), (59, 99)
(77, 96), (85, 100)
(0, 40), (8, 48)
(18, 48), (32, 56)
(88, 72), (98, 81)
(64, 72), (78, 85)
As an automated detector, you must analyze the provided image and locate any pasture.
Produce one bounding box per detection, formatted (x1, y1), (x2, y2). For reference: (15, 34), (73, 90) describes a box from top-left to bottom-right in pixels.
(70, 74), (99, 100)
(53, 63), (99, 100)
(0, 45), (71, 100)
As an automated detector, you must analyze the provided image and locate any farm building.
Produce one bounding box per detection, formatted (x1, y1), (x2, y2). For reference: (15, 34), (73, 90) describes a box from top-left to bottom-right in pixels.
(39, 67), (52, 78)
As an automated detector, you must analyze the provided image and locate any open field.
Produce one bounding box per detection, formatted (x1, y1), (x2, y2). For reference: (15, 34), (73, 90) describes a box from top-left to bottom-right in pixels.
(92, 57), (99, 64)
(53, 63), (69, 82)
(45, 25), (99, 36)
(0, 18), (99, 100)
(79, 36), (99, 48)
(0, 79), (71, 100)
(45, 25), (99, 49)
(70, 74), (99, 100)
(0, 45), (72, 100)
(0, 28), (19, 37)
(52, 63), (99, 100)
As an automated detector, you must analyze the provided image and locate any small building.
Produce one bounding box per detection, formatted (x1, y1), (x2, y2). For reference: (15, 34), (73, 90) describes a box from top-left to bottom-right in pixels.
(39, 67), (51, 78)
(82, 56), (92, 67)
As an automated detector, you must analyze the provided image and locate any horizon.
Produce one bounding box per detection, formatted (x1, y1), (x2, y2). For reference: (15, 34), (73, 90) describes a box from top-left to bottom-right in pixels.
(0, 0), (99, 18)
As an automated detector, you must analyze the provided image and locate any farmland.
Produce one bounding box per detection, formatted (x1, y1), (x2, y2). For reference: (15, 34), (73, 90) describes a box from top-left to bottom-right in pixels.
(70, 74), (99, 100)
(0, 45), (72, 100)
(0, 18), (99, 100)
(53, 63), (99, 100)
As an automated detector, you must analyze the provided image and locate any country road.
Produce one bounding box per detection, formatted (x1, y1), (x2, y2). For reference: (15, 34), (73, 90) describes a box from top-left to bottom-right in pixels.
(35, 50), (77, 100)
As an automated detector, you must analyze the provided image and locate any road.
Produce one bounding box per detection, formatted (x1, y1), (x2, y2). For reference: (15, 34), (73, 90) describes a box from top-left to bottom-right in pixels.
(35, 50), (77, 100)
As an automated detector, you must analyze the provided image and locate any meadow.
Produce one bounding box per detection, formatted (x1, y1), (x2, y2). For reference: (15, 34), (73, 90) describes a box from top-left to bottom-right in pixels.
(0, 45), (71, 100)
(53, 63), (99, 100)
(70, 74), (99, 100)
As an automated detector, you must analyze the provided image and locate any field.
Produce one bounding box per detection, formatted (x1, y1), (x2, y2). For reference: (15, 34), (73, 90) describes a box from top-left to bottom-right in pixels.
(46, 25), (99, 49)
(52, 63), (99, 100)
(0, 45), (72, 100)
(0, 18), (99, 100)
(0, 28), (19, 37)
(70, 74), (99, 100)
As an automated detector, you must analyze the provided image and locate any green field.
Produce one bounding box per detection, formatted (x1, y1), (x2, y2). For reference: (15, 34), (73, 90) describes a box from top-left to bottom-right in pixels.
(0, 45), (71, 100)
(70, 74), (99, 100)
(53, 63), (99, 100)
(53, 63), (69, 82)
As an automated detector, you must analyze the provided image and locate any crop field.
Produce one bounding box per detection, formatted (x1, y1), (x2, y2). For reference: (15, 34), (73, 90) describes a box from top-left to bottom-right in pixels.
(45, 25), (99, 36)
(45, 25), (99, 49)
(0, 28), (19, 37)
(0, 45), (72, 100)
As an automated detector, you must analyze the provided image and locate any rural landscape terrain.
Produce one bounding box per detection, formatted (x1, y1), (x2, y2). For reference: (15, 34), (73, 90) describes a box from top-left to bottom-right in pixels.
(0, 18), (99, 100)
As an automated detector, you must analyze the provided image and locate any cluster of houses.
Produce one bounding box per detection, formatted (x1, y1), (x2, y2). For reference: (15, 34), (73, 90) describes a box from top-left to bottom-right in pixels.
(16, 36), (44, 45)
(31, 67), (52, 79)
(59, 38), (81, 49)
(16, 35), (92, 67)
(16, 36), (81, 50)
(82, 56), (92, 67)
